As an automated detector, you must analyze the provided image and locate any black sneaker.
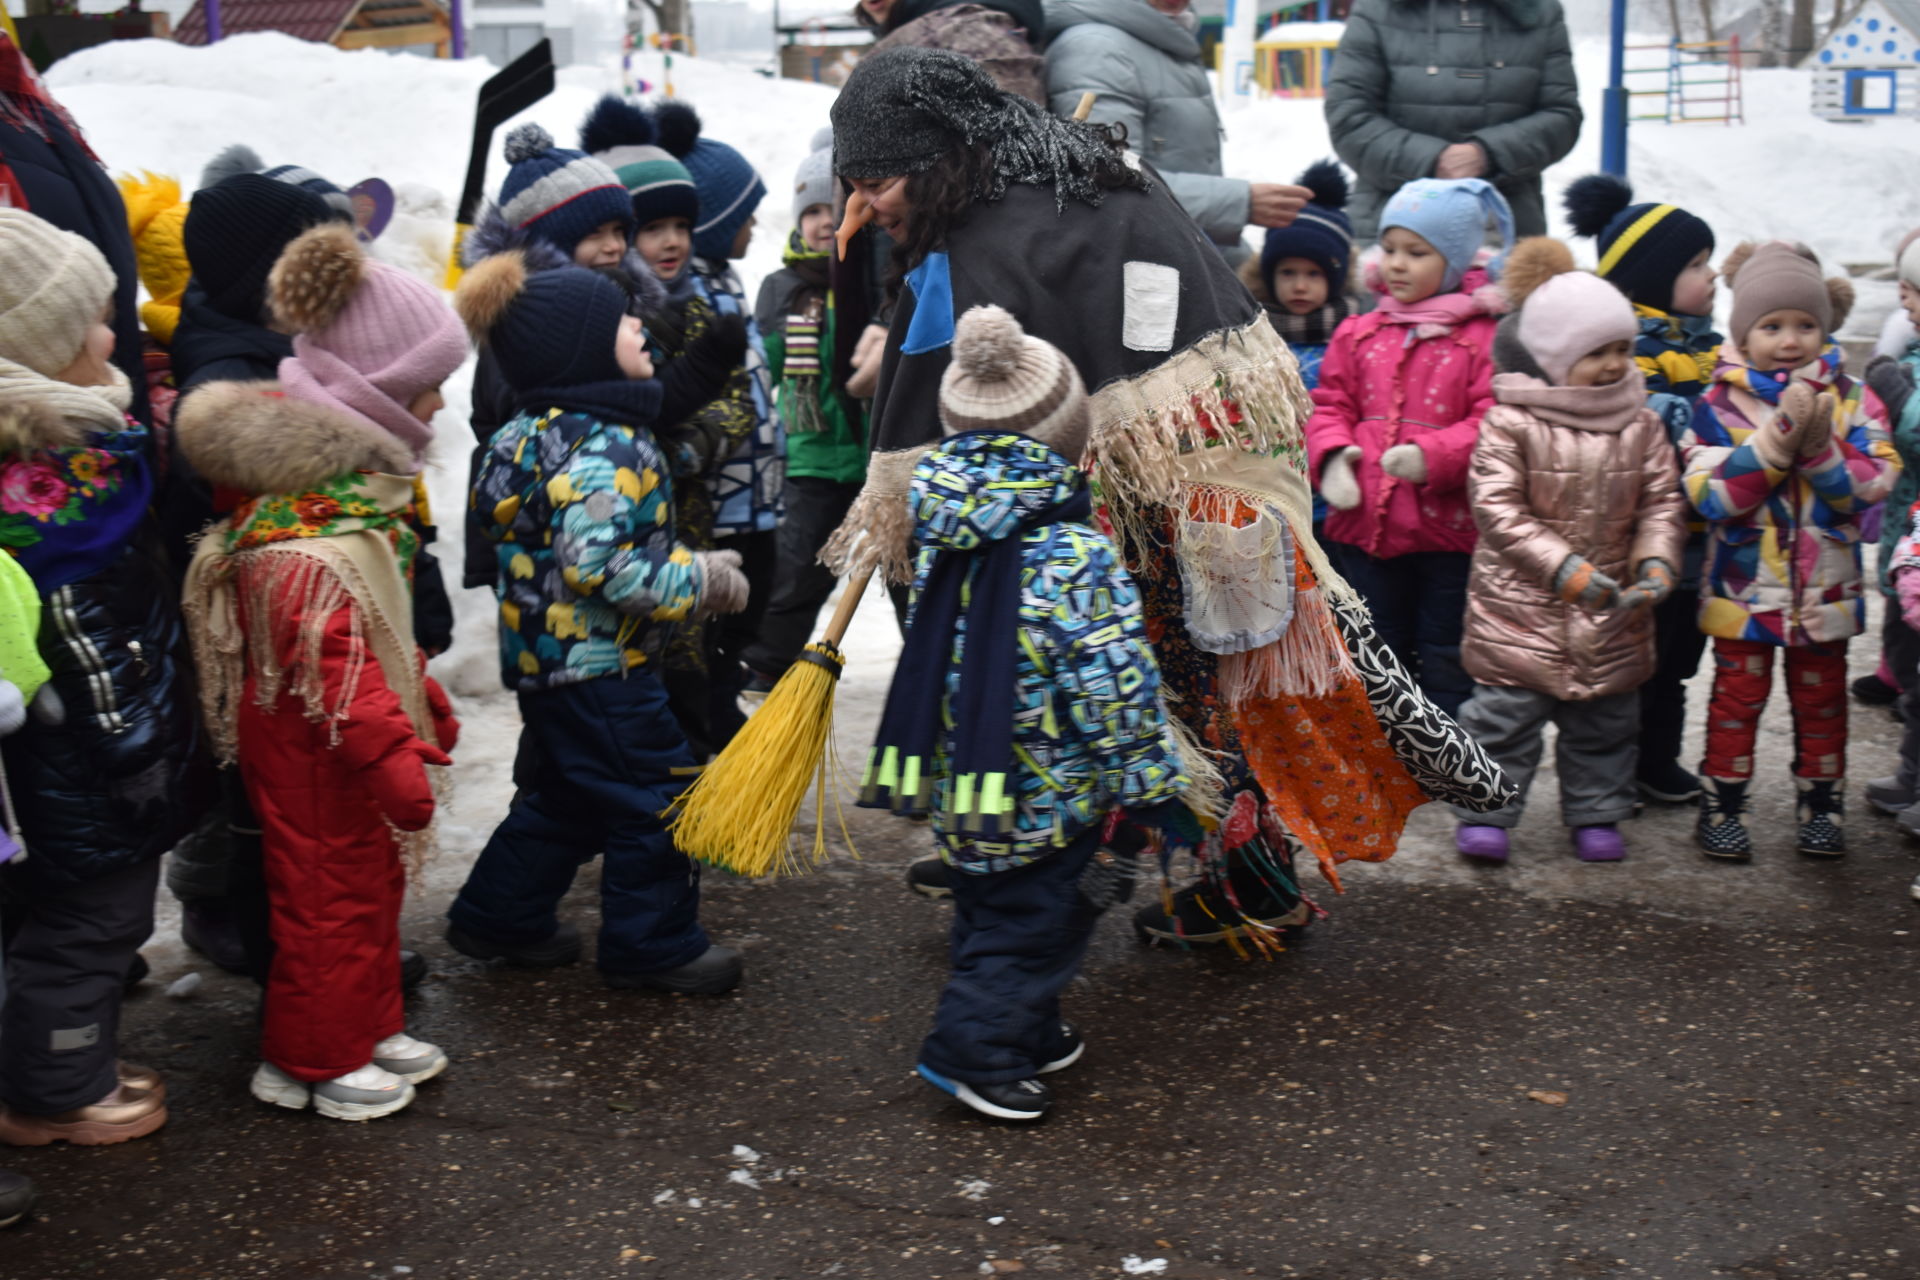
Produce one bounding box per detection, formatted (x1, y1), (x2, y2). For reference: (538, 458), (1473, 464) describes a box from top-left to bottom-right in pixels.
(1037, 1022), (1084, 1074)
(1133, 879), (1306, 945)
(1852, 672), (1901, 705)
(399, 949), (429, 991)
(916, 1065), (1050, 1121)
(1636, 758), (1701, 804)
(906, 858), (953, 899)
(0, 1168), (37, 1229)
(445, 920), (583, 968)
(603, 944), (743, 995)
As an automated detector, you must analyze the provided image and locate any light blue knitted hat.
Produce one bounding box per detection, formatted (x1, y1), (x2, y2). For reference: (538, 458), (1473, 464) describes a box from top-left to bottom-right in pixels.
(1378, 178), (1515, 292)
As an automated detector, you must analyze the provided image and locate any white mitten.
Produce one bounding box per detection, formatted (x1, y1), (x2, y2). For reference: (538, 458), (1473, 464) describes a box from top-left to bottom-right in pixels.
(1380, 443), (1429, 483)
(694, 549), (749, 617)
(0, 680), (22, 737)
(1320, 445), (1364, 511)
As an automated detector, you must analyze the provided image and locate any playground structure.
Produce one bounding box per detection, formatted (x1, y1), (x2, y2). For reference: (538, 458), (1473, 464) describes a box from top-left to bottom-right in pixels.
(1253, 20), (1342, 97)
(1622, 36), (1746, 125)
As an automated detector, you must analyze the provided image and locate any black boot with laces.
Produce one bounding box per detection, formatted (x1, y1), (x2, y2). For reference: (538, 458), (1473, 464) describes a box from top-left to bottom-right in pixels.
(1795, 777), (1847, 858)
(1697, 777), (1751, 861)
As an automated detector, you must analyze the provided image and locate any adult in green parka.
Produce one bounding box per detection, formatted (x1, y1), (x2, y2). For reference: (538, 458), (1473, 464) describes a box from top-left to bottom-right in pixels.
(1325, 0), (1581, 243)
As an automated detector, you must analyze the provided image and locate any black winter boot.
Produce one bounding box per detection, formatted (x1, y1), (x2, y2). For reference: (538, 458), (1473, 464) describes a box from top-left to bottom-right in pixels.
(1795, 777), (1847, 858)
(1697, 777), (1752, 861)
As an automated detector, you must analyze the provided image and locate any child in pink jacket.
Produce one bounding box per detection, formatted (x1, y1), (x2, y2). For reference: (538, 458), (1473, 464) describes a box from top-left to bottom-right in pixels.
(1306, 178), (1514, 717)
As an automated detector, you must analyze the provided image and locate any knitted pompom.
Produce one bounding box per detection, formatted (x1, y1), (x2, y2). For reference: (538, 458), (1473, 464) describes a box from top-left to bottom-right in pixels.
(503, 122), (554, 165)
(1562, 173), (1633, 240)
(1501, 237), (1577, 309)
(198, 142), (263, 192)
(1296, 158), (1348, 212)
(1719, 240), (1758, 285)
(454, 251), (527, 342)
(268, 223), (365, 334)
(654, 100), (702, 159)
(951, 305), (1028, 383)
(580, 94), (655, 156)
(1830, 275), (1856, 333)
(118, 171), (182, 239)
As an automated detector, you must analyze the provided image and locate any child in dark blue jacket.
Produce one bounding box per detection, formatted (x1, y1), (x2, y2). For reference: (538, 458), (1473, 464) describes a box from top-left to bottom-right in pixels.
(447, 252), (750, 994)
(861, 307), (1192, 1123)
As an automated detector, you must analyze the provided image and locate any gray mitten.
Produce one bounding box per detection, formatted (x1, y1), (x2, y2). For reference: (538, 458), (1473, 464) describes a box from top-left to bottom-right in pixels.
(0, 680), (22, 737)
(694, 549), (749, 617)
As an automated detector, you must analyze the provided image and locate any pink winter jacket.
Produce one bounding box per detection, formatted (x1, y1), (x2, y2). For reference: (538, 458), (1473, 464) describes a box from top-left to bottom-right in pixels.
(1305, 282), (1502, 559)
(1461, 371), (1686, 701)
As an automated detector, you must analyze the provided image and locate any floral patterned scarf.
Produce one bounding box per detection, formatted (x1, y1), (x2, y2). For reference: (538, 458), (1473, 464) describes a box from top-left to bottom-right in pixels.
(223, 468), (420, 575)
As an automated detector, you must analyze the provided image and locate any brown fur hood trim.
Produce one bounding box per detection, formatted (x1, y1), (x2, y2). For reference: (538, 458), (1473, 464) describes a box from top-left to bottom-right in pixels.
(0, 400), (87, 456)
(176, 380), (415, 497)
(1237, 254), (1276, 307)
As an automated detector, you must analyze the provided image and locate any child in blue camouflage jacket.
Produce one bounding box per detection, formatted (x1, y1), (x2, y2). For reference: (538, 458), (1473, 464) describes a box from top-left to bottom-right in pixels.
(445, 254), (751, 996)
(859, 306), (1193, 1124)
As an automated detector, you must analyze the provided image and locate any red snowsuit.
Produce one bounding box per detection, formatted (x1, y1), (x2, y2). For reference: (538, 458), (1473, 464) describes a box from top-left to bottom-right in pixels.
(236, 575), (458, 1082)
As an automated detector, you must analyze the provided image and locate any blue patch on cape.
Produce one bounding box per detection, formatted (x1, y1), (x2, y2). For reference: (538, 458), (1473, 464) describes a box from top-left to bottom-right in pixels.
(902, 252), (955, 356)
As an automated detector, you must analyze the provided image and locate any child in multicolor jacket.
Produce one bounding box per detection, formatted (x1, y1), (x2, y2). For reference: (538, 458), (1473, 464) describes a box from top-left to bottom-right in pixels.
(1680, 241), (1897, 860)
(447, 253), (751, 995)
(1305, 177), (1515, 717)
(1863, 238), (1920, 830)
(1566, 175), (1722, 808)
(861, 307), (1190, 1124)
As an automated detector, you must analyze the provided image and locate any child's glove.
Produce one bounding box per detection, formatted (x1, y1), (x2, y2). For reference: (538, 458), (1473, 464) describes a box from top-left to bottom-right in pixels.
(1866, 355), (1916, 425)
(366, 738), (452, 833)
(1553, 553), (1619, 609)
(1380, 443), (1429, 484)
(1778, 383), (1836, 462)
(1320, 445), (1363, 510)
(694, 549), (750, 617)
(844, 323), (889, 399)
(1897, 565), (1920, 633)
(0, 680), (22, 737)
(423, 674), (460, 753)
(657, 314), (748, 426)
(1614, 557), (1676, 611)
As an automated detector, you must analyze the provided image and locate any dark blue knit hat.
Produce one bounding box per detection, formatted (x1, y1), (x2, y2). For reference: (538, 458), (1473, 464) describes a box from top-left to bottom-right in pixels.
(1259, 159), (1353, 298)
(458, 257), (629, 393)
(1564, 173), (1715, 315)
(657, 101), (765, 263)
(496, 123), (636, 258)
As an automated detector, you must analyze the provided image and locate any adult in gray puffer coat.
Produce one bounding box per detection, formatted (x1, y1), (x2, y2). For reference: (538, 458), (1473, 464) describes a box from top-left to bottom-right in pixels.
(1044, 0), (1310, 262)
(1325, 0), (1581, 243)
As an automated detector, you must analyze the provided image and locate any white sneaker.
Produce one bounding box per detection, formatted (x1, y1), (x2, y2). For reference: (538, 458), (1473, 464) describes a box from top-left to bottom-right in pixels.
(371, 1033), (448, 1085)
(250, 1061), (415, 1121)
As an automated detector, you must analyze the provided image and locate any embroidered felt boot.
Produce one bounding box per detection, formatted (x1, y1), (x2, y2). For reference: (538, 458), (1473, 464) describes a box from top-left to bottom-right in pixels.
(1795, 777), (1846, 858)
(1696, 777), (1751, 861)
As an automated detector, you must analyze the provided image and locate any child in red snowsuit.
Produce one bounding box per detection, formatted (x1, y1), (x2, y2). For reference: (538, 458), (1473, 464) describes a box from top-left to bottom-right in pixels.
(181, 224), (469, 1121)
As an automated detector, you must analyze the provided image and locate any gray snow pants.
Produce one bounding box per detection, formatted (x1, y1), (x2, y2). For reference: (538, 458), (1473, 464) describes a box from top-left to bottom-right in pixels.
(1450, 684), (1640, 829)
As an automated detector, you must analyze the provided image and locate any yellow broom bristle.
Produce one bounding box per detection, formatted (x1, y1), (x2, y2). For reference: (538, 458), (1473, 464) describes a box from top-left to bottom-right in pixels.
(666, 640), (854, 877)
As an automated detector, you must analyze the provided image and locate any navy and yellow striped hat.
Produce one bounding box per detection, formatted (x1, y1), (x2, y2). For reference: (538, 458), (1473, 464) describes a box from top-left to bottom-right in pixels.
(1564, 173), (1714, 315)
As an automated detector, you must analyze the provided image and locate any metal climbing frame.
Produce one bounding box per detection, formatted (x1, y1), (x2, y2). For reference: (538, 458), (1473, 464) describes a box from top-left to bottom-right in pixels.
(1623, 36), (1746, 124)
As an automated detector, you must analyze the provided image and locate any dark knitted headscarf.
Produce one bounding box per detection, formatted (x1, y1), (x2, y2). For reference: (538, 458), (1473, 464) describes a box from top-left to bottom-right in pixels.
(830, 46), (1147, 211)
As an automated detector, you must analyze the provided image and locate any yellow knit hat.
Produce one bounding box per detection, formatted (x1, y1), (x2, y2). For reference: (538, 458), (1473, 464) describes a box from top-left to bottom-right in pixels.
(118, 172), (191, 344)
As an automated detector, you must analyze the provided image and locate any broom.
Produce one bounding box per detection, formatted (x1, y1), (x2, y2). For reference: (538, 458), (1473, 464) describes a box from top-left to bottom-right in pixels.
(666, 566), (875, 877)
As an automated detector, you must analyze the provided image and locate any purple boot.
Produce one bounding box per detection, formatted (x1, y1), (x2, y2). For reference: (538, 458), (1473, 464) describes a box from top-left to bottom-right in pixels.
(1572, 824), (1626, 862)
(1455, 825), (1510, 863)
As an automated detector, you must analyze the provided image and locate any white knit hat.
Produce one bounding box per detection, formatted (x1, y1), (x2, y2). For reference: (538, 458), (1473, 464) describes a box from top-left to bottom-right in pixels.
(0, 207), (116, 378)
(938, 305), (1089, 462)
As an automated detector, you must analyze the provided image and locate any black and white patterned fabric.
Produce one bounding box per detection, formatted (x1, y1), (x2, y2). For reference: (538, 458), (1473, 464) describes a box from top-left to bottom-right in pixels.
(1330, 598), (1517, 813)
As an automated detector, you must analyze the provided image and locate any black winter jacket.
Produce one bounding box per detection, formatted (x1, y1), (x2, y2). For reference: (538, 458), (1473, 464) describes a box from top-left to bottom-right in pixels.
(3, 539), (213, 890)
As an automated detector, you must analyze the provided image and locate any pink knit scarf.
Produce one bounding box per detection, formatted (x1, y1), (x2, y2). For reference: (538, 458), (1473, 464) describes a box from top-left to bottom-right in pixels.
(1366, 266), (1507, 342)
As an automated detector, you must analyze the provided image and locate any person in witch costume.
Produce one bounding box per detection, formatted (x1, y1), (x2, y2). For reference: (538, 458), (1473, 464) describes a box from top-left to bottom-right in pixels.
(828, 47), (1514, 948)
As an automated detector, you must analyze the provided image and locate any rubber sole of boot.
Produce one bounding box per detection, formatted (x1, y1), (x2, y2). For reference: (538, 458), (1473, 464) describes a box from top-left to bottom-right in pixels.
(915, 1066), (1047, 1122)
(373, 1050), (448, 1085)
(1637, 778), (1702, 804)
(445, 924), (581, 968)
(0, 1209), (27, 1229)
(603, 955), (743, 996)
(312, 1085), (415, 1122)
(0, 1101), (167, 1147)
(1696, 840), (1752, 862)
(1037, 1041), (1084, 1074)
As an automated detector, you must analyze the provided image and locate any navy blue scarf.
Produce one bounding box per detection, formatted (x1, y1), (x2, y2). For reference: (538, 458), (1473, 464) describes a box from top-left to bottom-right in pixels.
(859, 486), (1092, 838)
(514, 377), (664, 428)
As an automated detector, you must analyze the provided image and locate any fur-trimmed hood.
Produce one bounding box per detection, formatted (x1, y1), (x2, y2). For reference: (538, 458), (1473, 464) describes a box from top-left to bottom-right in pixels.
(460, 201), (669, 317)
(0, 399), (88, 456)
(175, 380), (416, 497)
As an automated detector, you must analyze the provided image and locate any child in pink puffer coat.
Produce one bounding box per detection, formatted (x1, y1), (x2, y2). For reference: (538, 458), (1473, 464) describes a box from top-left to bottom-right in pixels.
(1306, 178), (1515, 717)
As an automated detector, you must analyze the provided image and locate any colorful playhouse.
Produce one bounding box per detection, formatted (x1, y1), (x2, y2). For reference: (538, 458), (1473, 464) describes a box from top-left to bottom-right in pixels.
(1809, 0), (1920, 119)
(1253, 20), (1342, 97)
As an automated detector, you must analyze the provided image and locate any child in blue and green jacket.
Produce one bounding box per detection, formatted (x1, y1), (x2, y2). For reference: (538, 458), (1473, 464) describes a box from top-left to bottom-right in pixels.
(859, 307), (1191, 1124)
(445, 253), (750, 995)
(1566, 174), (1722, 806)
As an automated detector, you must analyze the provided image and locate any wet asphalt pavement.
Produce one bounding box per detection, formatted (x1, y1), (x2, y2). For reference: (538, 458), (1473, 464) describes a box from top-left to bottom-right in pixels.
(8, 588), (1920, 1278)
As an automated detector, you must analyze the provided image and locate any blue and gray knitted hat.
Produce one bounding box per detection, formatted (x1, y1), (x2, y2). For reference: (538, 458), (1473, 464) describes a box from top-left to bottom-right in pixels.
(1378, 177), (1515, 292)
(657, 100), (765, 263)
(496, 122), (636, 256)
(1259, 159), (1353, 296)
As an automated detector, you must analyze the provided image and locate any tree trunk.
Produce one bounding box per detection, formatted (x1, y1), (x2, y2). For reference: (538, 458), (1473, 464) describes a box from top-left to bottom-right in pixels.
(1788, 0), (1816, 64)
(1698, 0), (1715, 43)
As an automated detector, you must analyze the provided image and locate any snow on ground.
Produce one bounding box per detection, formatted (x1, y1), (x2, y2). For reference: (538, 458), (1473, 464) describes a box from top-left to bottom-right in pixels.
(33, 33), (1920, 954)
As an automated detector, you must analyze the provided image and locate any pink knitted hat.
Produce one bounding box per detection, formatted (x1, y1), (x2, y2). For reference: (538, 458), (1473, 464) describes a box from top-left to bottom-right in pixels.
(1515, 269), (1636, 385)
(268, 224), (469, 468)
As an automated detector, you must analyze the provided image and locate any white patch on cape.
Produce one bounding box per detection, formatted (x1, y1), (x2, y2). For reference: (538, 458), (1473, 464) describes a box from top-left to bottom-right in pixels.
(1122, 261), (1180, 352)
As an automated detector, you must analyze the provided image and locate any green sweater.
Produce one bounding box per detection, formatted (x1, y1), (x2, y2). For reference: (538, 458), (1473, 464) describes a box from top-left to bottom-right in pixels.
(754, 260), (868, 486)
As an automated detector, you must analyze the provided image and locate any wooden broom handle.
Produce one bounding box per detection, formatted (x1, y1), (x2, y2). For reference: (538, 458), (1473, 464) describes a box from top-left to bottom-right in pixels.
(1073, 91), (1098, 121)
(822, 566), (876, 648)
